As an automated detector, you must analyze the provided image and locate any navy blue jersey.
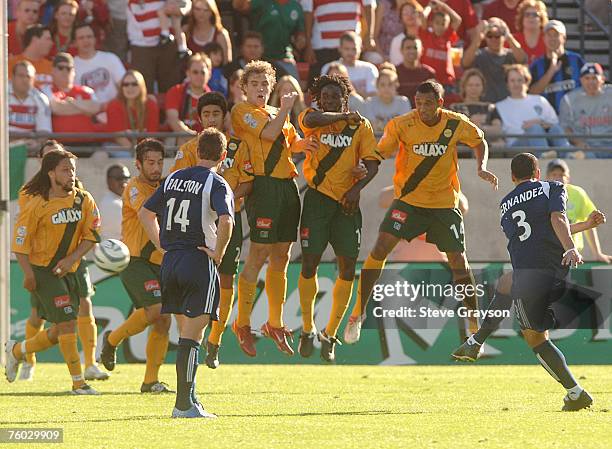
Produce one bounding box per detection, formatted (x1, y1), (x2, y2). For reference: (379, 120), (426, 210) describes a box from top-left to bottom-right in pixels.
(529, 51), (584, 112)
(500, 180), (567, 270)
(144, 166), (234, 252)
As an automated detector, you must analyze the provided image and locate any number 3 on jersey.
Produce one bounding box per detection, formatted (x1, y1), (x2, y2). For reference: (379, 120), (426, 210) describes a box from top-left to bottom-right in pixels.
(512, 209), (531, 241)
(166, 198), (191, 232)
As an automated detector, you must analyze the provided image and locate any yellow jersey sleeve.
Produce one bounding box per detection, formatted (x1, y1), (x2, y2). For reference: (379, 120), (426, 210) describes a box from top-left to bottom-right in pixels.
(171, 137), (198, 172)
(12, 198), (39, 255)
(81, 191), (102, 243)
(457, 115), (485, 148)
(232, 102), (268, 140)
(234, 140), (255, 184)
(358, 118), (384, 161)
(127, 182), (150, 212)
(377, 118), (401, 159)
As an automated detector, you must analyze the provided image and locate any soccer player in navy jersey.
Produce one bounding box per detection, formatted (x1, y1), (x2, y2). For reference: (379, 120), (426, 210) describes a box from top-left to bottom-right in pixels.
(139, 128), (234, 418)
(458, 153), (593, 411)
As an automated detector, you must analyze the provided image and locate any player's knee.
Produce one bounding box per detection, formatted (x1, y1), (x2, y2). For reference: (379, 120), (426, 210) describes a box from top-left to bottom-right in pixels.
(371, 239), (392, 261)
(301, 263), (317, 279)
(56, 320), (76, 335)
(153, 314), (171, 334)
(521, 329), (547, 348)
(78, 298), (93, 316)
(46, 326), (59, 343)
(219, 274), (234, 290)
(338, 258), (356, 281)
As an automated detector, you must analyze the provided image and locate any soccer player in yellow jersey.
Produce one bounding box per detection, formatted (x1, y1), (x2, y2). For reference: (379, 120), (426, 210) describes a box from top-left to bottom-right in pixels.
(344, 80), (499, 344)
(16, 140), (108, 382)
(297, 74), (382, 362)
(6, 149), (102, 394)
(99, 139), (173, 393)
(230, 60), (318, 357)
(171, 92), (253, 369)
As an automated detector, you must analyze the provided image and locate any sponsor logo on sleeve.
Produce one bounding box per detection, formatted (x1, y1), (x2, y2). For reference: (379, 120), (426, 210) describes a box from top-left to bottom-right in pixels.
(130, 186), (139, 204)
(17, 226), (27, 237)
(15, 237), (25, 245)
(175, 150), (184, 160)
(243, 160), (253, 171)
(244, 113), (258, 129)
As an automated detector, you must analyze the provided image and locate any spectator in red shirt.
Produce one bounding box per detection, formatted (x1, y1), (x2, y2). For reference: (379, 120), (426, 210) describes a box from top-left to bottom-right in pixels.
(420, 0), (462, 89)
(77, 0), (111, 47)
(46, 52), (102, 143)
(165, 52), (212, 143)
(8, 0), (40, 56)
(419, 0), (478, 43)
(107, 70), (160, 148)
(49, 0), (79, 57)
(513, 0), (548, 64)
(482, 0), (521, 34)
(395, 35), (436, 102)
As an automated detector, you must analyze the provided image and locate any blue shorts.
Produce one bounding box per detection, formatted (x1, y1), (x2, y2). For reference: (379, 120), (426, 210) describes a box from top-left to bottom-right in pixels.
(512, 268), (568, 332)
(160, 249), (220, 320)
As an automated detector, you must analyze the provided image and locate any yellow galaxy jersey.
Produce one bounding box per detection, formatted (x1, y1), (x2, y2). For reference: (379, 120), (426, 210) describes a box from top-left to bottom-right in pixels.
(378, 109), (484, 209)
(298, 108), (381, 201)
(171, 134), (253, 211)
(12, 188), (101, 272)
(231, 101), (299, 179)
(122, 177), (163, 265)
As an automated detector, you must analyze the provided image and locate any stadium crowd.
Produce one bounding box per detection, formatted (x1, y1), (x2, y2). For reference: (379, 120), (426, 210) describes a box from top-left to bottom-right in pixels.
(7, 0), (612, 157)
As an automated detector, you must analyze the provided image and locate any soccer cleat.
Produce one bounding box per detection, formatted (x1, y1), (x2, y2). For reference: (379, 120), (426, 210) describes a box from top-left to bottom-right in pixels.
(141, 381), (174, 393)
(71, 383), (100, 395)
(18, 362), (34, 381)
(84, 364), (110, 381)
(298, 330), (316, 358)
(172, 404), (218, 419)
(231, 321), (257, 357)
(261, 322), (294, 356)
(99, 331), (117, 371)
(4, 340), (21, 382)
(451, 336), (482, 362)
(343, 314), (364, 345)
(205, 342), (220, 369)
(562, 390), (593, 411)
(319, 331), (342, 363)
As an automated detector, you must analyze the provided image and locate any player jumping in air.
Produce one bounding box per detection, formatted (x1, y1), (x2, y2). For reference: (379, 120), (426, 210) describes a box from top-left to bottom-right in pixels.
(6, 149), (102, 394)
(297, 74), (381, 362)
(140, 128), (234, 418)
(100, 139), (173, 393)
(344, 79), (498, 344)
(464, 153), (592, 411)
(230, 60), (317, 357)
(171, 92), (253, 369)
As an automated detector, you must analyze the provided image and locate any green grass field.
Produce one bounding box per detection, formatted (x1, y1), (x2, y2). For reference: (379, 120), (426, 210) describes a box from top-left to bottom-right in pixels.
(0, 364), (610, 449)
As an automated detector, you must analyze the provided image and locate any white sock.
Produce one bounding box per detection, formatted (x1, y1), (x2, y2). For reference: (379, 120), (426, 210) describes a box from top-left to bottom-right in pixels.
(567, 384), (583, 400)
(20, 341), (27, 357)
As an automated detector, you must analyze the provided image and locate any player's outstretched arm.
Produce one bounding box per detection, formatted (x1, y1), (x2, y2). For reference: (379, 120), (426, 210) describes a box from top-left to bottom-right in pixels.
(471, 141), (498, 190)
(303, 110), (363, 128)
(570, 210), (606, 235)
(138, 207), (164, 254)
(551, 211), (583, 268)
(199, 214), (233, 265)
(53, 240), (95, 278)
(341, 159), (380, 214)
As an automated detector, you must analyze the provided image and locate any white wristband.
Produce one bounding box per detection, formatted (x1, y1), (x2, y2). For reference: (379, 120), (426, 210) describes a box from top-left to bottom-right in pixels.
(563, 248), (577, 257)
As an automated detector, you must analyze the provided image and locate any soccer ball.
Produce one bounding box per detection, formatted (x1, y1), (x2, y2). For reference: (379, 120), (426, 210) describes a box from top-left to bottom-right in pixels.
(94, 239), (130, 273)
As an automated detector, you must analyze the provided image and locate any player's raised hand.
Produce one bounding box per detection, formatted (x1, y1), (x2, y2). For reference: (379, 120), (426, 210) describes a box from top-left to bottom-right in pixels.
(346, 111), (364, 126)
(280, 91), (298, 111)
(294, 135), (319, 153)
(198, 246), (222, 265)
(478, 169), (498, 190)
(586, 210), (606, 228)
(562, 248), (583, 268)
